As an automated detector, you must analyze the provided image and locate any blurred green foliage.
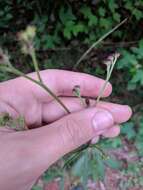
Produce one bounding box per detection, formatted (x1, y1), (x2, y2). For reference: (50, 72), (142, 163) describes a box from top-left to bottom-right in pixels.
(0, 0), (143, 91)
(0, 0), (143, 189)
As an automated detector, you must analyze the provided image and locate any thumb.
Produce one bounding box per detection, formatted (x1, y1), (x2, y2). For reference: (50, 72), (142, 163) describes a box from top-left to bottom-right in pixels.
(50, 108), (114, 157)
(27, 107), (114, 168)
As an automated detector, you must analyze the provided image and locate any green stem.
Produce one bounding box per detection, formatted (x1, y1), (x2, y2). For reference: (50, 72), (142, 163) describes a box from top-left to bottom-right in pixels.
(30, 49), (43, 83)
(63, 151), (81, 168)
(1, 66), (70, 114)
(89, 144), (109, 160)
(29, 49), (70, 113)
(40, 83), (70, 113)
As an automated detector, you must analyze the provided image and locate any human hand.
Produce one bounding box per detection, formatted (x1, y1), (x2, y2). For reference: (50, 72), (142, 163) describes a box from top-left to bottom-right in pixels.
(0, 70), (132, 190)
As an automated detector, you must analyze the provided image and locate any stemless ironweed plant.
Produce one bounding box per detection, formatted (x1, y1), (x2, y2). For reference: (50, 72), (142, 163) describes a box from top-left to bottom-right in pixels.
(95, 52), (120, 106)
(0, 19), (126, 123)
(0, 26), (70, 117)
(64, 53), (120, 167)
(0, 20), (125, 173)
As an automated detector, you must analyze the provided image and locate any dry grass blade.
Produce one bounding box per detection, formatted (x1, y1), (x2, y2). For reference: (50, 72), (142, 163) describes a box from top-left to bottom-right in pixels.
(73, 18), (127, 69)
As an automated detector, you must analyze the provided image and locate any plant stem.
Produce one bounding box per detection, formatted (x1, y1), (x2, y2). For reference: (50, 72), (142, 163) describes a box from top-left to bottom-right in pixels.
(95, 77), (109, 106)
(89, 144), (109, 160)
(30, 48), (43, 83)
(74, 18), (127, 69)
(40, 83), (70, 113)
(95, 54), (119, 106)
(73, 86), (86, 107)
(0, 65), (70, 114)
(63, 151), (81, 168)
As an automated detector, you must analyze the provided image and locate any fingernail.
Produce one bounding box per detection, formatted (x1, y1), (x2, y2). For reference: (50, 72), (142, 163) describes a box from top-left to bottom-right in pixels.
(92, 111), (114, 132)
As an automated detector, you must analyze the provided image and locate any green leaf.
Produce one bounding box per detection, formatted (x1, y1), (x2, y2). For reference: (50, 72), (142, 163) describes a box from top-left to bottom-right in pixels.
(80, 5), (97, 26)
(121, 122), (136, 139)
(113, 13), (121, 22)
(117, 50), (138, 69)
(130, 70), (143, 85)
(63, 21), (75, 39)
(131, 39), (143, 59)
(135, 142), (143, 156)
(108, 0), (118, 12)
(98, 7), (106, 17)
(88, 15), (97, 26)
(82, 151), (89, 187)
(99, 18), (112, 29)
(72, 22), (86, 36)
(94, 150), (105, 179)
(59, 6), (76, 25)
(105, 157), (121, 169)
(80, 6), (92, 19)
(109, 137), (122, 148)
(71, 154), (86, 176)
(125, 1), (133, 11)
(43, 34), (55, 49)
(132, 8), (143, 20)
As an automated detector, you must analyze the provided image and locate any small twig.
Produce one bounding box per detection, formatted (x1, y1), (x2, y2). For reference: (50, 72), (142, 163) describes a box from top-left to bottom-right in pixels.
(89, 144), (109, 160)
(0, 65), (70, 114)
(95, 53), (120, 106)
(64, 142), (109, 168)
(0, 27), (70, 114)
(73, 18), (127, 69)
(30, 49), (43, 83)
(63, 151), (82, 168)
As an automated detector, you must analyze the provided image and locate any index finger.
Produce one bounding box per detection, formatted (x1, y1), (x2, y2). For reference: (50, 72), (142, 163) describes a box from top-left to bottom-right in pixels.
(0, 69), (112, 103)
(29, 69), (112, 101)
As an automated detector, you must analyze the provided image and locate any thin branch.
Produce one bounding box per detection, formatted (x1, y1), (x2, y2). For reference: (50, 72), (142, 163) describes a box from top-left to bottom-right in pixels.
(73, 18), (127, 69)
(95, 54), (119, 106)
(30, 49), (43, 83)
(0, 65), (70, 114)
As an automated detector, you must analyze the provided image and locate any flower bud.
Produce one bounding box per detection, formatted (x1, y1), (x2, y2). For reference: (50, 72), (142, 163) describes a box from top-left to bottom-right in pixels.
(26, 26), (36, 39)
(18, 26), (36, 42)
(0, 48), (9, 65)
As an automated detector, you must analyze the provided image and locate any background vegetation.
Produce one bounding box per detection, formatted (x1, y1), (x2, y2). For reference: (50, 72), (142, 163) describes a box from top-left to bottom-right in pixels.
(0, 0), (143, 189)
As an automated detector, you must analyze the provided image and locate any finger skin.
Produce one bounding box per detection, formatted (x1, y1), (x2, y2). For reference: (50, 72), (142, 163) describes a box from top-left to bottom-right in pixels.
(0, 70), (132, 190)
(102, 125), (120, 138)
(96, 102), (132, 123)
(0, 131), (39, 190)
(0, 69), (112, 126)
(21, 108), (114, 168)
(0, 101), (19, 118)
(22, 105), (130, 172)
(42, 97), (132, 124)
(49, 70), (112, 97)
(0, 69), (112, 103)
(0, 104), (130, 190)
(0, 108), (113, 190)
(91, 125), (120, 144)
